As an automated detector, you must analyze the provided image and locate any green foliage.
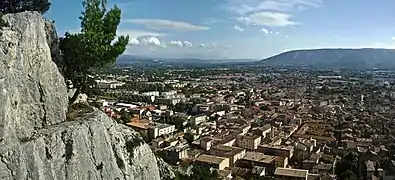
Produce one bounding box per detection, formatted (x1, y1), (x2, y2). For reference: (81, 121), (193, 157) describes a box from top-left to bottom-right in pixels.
(172, 102), (195, 114)
(190, 165), (219, 180)
(335, 152), (360, 179)
(183, 132), (194, 144)
(171, 165), (219, 180)
(320, 155), (335, 164)
(259, 105), (269, 111)
(0, 0), (51, 14)
(339, 170), (358, 180)
(118, 109), (131, 124)
(158, 116), (187, 131)
(59, 0), (129, 103)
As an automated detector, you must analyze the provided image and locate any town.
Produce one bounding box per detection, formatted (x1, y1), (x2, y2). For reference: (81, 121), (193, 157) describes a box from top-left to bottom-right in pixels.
(80, 66), (395, 180)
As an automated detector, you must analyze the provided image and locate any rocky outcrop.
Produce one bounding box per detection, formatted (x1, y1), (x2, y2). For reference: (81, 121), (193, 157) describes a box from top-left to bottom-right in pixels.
(0, 110), (161, 180)
(0, 12), (169, 180)
(44, 19), (63, 73)
(0, 11), (68, 143)
(156, 157), (176, 179)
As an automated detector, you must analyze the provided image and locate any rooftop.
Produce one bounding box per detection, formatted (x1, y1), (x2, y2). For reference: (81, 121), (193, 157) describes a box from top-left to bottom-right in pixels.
(196, 154), (227, 165)
(275, 168), (308, 178)
(259, 144), (294, 151)
(242, 152), (275, 164)
(211, 145), (245, 156)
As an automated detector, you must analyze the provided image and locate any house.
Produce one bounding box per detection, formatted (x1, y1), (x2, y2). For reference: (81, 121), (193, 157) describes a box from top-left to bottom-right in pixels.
(210, 145), (246, 167)
(258, 144), (294, 159)
(312, 164), (334, 175)
(200, 137), (213, 151)
(148, 123), (176, 139)
(237, 152), (276, 174)
(189, 115), (207, 126)
(195, 154), (230, 170)
(236, 134), (262, 150)
(274, 168), (308, 180)
(162, 144), (189, 165)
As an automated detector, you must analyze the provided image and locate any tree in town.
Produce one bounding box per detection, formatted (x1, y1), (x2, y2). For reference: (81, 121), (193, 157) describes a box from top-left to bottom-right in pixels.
(59, 0), (129, 103)
(0, 0), (51, 14)
(335, 152), (360, 179)
(119, 109), (131, 124)
(190, 165), (218, 180)
(184, 132), (194, 144)
(339, 170), (358, 180)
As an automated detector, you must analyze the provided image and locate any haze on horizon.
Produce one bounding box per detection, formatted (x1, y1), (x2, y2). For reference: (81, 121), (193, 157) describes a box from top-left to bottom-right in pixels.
(47, 0), (395, 59)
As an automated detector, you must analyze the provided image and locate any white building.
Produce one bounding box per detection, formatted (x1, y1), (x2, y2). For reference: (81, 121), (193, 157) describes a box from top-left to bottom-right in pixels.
(96, 80), (125, 89)
(142, 91), (160, 96)
(189, 115), (207, 126)
(236, 134), (262, 150)
(161, 90), (178, 96)
(148, 123), (176, 139)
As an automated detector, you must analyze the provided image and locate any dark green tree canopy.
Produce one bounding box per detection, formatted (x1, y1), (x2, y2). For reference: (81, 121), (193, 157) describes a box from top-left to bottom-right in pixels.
(0, 0), (51, 14)
(59, 0), (129, 103)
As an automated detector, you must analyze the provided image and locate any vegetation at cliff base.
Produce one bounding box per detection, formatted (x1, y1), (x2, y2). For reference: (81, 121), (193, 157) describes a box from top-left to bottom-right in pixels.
(59, 0), (129, 104)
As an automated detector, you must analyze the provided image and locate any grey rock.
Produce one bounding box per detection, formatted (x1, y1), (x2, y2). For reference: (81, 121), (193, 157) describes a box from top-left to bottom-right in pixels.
(44, 19), (63, 73)
(0, 11), (68, 142)
(0, 110), (162, 180)
(156, 157), (176, 179)
(0, 12), (172, 180)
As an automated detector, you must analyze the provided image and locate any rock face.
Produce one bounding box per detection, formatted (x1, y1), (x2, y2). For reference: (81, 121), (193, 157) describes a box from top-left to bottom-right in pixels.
(44, 19), (63, 73)
(0, 11), (68, 144)
(0, 12), (170, 180)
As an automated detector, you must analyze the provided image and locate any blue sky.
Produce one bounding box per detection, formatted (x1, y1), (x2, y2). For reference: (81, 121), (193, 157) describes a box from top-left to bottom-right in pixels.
(47, 0), (395, 59)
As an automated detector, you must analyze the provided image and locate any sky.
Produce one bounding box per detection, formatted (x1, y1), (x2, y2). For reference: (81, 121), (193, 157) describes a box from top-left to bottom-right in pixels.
(46, 0), (395, 59)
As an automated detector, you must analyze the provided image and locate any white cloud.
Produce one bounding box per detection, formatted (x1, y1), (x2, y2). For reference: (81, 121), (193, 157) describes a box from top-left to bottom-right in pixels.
(199, 44), (206, 48)
(285, 35), (289, 38)
(392, 37), (395, 41)
(225, 0), (322, 15)
(142, 37), (161, 46)
(238, 12), (298, 27)
(66, 28), (81, 34)
(183, 41), (193, 47)
(276, 32), (280, 35)
(167, 40), (193, 47)
(117, 30), (166, 39)
(234, 25), (244, 32)
(260, 28), (269, 34)
(129, 38), (140, 45)
(126, 19), (209, 31)
(225, 0), (320, 28)
(169, 41), (184, 47)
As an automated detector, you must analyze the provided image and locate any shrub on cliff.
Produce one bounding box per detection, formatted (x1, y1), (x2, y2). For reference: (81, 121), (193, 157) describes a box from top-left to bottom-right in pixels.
(0, 0), (51, 14)
(59, 0), (129, 103)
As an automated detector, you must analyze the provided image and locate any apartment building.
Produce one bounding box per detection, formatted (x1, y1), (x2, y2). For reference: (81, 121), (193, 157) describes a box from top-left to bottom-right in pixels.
(148, 123), (176, 139)
(195, 154), (230, 170)
(236, 134), (262, 150)
(210, 145), (246, 167)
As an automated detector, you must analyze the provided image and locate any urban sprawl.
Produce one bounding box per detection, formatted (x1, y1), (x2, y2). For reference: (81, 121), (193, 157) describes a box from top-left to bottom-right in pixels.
(84, 66), (395, 180)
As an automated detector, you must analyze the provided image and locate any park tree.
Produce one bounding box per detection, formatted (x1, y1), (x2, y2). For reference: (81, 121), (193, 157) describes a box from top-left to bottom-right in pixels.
(59, 0), (129, 103)
(0, 0), (51, 14)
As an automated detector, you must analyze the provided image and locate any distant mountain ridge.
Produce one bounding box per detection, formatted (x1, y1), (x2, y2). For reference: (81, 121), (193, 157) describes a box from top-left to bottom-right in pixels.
(259, 48), (395, 69)
(116, 55), (255, 65)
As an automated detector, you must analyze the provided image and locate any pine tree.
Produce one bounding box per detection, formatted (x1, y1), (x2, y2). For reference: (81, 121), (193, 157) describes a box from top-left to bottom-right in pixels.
(59, 0), (129, 103)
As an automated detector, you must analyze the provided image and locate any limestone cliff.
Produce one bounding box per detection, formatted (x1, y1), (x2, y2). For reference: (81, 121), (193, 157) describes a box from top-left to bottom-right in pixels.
(0, 12), (173, 180)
